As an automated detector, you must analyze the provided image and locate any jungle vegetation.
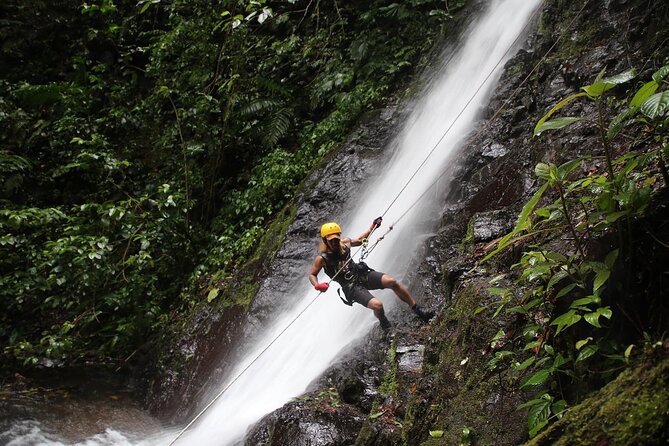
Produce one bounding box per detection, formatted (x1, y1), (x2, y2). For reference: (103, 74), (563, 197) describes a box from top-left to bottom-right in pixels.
(0, 0), (464, 372)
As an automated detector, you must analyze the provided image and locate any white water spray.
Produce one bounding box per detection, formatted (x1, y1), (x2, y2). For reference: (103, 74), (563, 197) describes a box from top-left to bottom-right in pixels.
(2, 1), (540, 444)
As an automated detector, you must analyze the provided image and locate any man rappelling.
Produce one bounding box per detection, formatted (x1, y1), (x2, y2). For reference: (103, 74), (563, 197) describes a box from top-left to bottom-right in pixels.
(308, 217), (433, 330)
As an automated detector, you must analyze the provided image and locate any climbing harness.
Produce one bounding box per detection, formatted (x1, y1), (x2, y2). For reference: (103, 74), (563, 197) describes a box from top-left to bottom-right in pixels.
(166, 2), (591, 443)
(359, 237), (370, 261)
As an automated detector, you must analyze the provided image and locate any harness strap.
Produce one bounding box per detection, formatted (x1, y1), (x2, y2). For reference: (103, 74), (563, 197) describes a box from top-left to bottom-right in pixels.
(321, 250), (358, 306)
(337, 288), (354, 306)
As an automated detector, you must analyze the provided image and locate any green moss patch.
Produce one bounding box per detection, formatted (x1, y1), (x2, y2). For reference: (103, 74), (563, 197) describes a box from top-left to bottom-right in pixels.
(526, 352), (669, 446)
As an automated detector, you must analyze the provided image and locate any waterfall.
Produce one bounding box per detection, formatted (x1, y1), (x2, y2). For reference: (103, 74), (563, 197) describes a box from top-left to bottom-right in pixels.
(178, 0), (541, 444)
(1, 0), (540, 445)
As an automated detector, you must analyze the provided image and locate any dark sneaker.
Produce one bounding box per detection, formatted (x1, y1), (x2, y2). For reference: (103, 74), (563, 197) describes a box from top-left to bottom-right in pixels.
(413, 305), (434, 323)
(379, 315), (392, 330)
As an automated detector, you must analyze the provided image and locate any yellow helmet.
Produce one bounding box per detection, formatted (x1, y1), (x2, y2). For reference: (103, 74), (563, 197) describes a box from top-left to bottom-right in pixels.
(320, 222), (342, 240)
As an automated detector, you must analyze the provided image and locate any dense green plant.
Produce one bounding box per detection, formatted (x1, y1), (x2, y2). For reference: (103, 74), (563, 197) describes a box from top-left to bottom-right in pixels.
(1, 0), (460, 372)
(482, 63), (669, 437)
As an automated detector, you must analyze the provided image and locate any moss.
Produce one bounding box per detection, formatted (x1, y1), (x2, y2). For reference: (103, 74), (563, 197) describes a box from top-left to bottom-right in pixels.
(356, 420), (378, 446)
(459, 215), (476, 254)
(401, 284), (528, 445)
(211, 203), (297, 309)
(526, 354), (669, 446)
(380, 341), (399, 397)
(241, 203), (296, 277)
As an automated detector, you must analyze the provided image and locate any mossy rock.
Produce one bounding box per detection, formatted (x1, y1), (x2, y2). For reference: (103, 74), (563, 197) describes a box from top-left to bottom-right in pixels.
(526, 349), (669, 446)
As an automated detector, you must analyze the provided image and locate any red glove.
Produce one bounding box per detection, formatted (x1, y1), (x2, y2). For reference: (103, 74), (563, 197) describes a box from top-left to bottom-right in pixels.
(370, 216), (383, 230)
(314, 282), (329, 292)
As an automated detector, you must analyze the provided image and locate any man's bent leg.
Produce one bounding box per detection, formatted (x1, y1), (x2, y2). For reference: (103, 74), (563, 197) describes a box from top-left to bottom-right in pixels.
(380, 274), (433, 323)
(368, 298), (391, 329)
(367, 297), (385, 318)
(380, 274), (417, 307)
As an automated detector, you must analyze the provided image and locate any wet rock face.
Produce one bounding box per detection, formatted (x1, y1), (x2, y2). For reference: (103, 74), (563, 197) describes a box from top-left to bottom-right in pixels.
(146, 105), (406, 421)
(396, 344), (425, 374)
(471, 209), (515, 243)
(244, 106), (405, 339)
(146, 305), (247, 422)
(244, 397), (365, 446)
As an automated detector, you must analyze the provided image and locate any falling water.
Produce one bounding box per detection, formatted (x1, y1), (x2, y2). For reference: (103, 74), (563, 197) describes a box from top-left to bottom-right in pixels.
(177, 0), (541, 444)
(2, 0), (541, 444)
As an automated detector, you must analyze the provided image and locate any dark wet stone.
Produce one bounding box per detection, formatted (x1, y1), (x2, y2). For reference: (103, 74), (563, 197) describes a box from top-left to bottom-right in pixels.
(244, 398), (364, 446)
(396, 345), (425, 374)
(481, 143), (508, 159)
(472, 209), (515, 243)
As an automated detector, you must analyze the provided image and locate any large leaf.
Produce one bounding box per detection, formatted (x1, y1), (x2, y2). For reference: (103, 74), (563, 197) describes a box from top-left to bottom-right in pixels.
(534, 117), (583, 136)
(603, 68), (637, 86)
(527, 399), (551, 437)
(551, 399), (568, 419)
(551, 309), (581, 335)
(570, 295), (600, 310)
(640, 91), (669, 119)
(607, 111), (641, 140)
(576, 344), (598, 362)
(582, 68), (636, 97)
(552, 353), (568, 369)
(521, 368), (552, 389)
(556, 283), (578, 298)
(593, 269), (611, 291)
(584, 307), (612, 328)
(534, 92), (588, 136)
(652, 64), (669, 84)
(547, 270), (569, 290)
(557, 157), (585, 181)
(513, 357), (536, 371)
(535, 163), (552, 181)
(516, 182), (550, 232)
(630, 81), (659, 108)
(604, 249), (619, 269)
(575, 337), (593, 350)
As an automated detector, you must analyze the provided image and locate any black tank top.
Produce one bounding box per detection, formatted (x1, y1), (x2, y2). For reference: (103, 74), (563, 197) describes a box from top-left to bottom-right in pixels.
(320, 246), (356, 286)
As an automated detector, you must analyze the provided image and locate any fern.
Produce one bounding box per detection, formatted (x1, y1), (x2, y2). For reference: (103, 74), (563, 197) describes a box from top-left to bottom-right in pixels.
(0, 151), (32, 174)
(238, 98), (281, 117)
(262, 107), (293, 148)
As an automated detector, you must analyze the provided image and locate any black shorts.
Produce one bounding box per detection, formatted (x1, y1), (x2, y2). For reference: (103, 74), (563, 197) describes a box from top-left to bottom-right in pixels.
(345, 271), (385, 307)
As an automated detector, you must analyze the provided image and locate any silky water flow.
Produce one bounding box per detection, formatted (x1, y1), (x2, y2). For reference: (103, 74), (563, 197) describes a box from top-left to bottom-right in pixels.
(1, 1), (541, 444)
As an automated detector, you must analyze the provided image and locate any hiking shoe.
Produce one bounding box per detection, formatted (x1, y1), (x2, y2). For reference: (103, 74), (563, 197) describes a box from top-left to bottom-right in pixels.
(413, 305), (434, 323)
(379, 315), (392, 330)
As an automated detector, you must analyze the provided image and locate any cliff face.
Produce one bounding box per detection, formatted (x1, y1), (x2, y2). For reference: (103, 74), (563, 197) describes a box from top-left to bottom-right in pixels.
(150, 0), (669, 444)
(239, 0), (669, 444)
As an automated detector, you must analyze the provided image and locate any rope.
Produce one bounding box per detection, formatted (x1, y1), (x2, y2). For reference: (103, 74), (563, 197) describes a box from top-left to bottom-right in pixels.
(167, 2), (589, 443)
(167, 236), (371, 446)
(167, 295), (318, 445)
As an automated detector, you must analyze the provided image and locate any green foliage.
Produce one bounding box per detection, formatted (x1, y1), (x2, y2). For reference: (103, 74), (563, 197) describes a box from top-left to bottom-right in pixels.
(483, 64), (669, 438)
(1, 0), (456, 371)
(1, 185), (192, 366)
(517, 393), (567, 438)
(317, 387), (342, 408)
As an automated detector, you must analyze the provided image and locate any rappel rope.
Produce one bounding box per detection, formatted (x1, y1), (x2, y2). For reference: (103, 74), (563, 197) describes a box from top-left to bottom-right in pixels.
(166, 2), (589, 443)
(166, 238), (371, 446)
